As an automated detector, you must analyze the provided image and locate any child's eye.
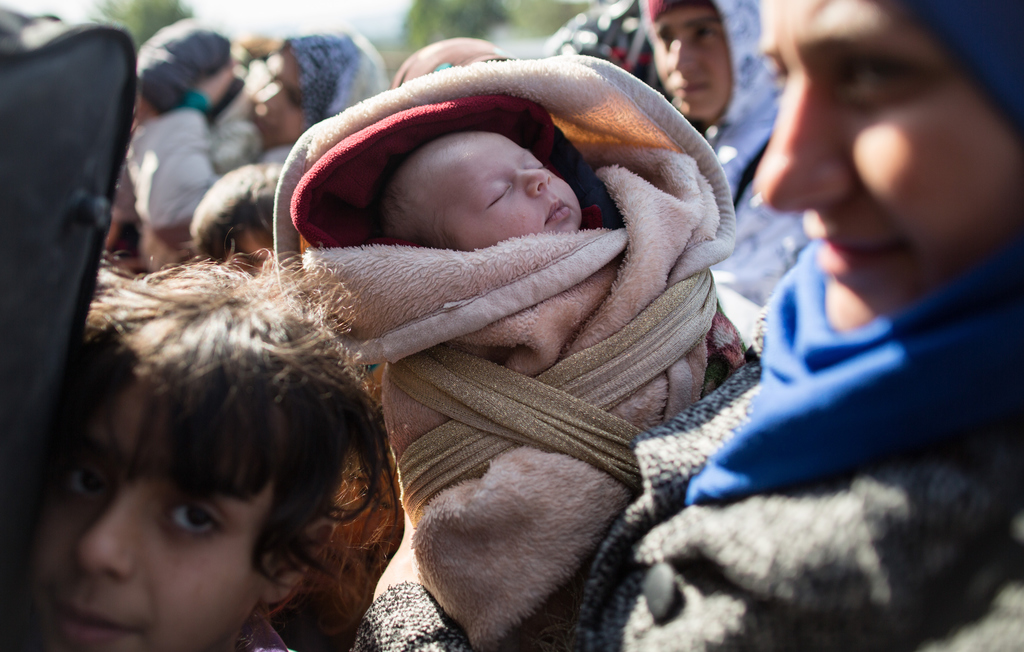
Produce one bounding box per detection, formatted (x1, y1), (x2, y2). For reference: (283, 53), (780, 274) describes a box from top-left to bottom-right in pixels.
(170, 504), (218, 534)
(695, 26), (718, 40)
(67, 466), (107, 496)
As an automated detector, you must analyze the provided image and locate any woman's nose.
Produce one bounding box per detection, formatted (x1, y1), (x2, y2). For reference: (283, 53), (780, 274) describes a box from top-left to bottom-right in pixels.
(252, 81), (282, 107)
(756, 75), (852, 213)
(76, 494), (138, 580)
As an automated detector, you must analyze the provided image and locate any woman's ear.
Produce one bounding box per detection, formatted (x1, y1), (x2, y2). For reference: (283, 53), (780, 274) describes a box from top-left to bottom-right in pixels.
(257, 517), (336, 606)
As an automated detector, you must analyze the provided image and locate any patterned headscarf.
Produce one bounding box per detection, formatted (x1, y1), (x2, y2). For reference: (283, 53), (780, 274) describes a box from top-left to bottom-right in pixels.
(287, 33), (361, 128)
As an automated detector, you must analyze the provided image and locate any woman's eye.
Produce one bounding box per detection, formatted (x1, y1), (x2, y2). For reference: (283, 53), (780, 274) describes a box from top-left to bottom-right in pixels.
(67, 466), (106, 496)
(170, 504), (217, 534)
(765, 57), (789, 90)
(851, 60), (900, 83)
(837, 58), (914, 103)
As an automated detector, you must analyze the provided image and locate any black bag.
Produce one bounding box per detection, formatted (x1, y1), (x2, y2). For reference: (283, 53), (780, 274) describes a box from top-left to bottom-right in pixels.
(0, 10), (135, 645)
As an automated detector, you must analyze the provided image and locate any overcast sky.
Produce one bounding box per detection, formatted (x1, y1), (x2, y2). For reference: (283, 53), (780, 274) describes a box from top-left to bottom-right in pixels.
(1, 0), (409, 40)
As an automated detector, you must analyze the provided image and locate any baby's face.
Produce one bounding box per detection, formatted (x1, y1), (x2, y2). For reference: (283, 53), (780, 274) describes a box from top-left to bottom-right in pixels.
(404, 131), (582, 251)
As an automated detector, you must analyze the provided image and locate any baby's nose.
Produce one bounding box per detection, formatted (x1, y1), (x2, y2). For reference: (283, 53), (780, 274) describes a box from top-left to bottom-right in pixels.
(524, 168), (549, 196)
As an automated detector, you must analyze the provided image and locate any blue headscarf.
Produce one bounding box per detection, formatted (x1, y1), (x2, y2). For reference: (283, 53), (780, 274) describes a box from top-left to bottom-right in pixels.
(898, 0), (1024, 137)
(687, 0), (1024, 505)
(687, 238), (1024, 504)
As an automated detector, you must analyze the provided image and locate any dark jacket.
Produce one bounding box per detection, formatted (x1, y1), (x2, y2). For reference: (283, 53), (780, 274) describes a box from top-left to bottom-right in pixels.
(354, 338), (1024, 651)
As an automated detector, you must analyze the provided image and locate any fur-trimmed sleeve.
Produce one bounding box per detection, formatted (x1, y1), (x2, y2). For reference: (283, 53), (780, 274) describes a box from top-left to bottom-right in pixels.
(353, 583), (475, 652)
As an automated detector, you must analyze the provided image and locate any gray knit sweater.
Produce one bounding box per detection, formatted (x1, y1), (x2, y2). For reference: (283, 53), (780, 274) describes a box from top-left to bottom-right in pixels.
(354, 352), (1024, 651)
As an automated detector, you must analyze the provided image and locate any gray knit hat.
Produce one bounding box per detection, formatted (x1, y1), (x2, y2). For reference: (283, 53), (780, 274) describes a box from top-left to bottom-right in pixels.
(137, 19), (231, 113)
(286, 33), (361, 128)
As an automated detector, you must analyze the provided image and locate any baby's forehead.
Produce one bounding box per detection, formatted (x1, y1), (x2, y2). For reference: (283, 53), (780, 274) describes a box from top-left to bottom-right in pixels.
(397, 131), (525, 187)
(427, 130), (523, 165)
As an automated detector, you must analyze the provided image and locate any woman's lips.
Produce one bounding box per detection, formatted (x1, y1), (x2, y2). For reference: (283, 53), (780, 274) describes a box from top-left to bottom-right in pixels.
(252, 114), (268, 135)
(54, 602), (136, 646)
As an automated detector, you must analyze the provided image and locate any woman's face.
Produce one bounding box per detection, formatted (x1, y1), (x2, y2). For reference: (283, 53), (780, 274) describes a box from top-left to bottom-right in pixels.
(651, 4), (734, 128)
(252, 47), (307, 151)
(757, 0), (1024, 331)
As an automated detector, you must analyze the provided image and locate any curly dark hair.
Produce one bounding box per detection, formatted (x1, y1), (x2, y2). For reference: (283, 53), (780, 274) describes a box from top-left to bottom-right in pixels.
(52, 261), (395, 580)
(190, 163), (279, 263)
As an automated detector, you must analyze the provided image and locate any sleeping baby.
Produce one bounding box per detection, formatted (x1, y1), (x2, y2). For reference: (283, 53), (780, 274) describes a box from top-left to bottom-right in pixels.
(276, 58), (744, 651)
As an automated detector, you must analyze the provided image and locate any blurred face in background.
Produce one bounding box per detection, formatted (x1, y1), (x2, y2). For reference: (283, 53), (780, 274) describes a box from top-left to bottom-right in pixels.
(756, 0), (1024, 331)
(651, 4), (734, 128)
(253, 46), (306, 151)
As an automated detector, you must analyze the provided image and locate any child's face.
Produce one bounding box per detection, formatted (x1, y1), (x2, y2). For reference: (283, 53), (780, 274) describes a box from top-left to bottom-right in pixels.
(31, 383), (294, 652)
(400, 131), (583, 251)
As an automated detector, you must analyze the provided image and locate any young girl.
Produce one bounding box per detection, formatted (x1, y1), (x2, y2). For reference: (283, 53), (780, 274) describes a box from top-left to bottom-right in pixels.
(30, 263), (395, 652)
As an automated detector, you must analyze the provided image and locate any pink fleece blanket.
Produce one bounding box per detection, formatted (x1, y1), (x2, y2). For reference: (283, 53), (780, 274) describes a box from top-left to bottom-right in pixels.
(275, 56), (740, 650)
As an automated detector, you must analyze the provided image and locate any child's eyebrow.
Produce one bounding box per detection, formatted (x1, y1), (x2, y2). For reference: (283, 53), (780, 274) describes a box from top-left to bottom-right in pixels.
(684, 16), (723, 30)
(78, 426), (128, 466)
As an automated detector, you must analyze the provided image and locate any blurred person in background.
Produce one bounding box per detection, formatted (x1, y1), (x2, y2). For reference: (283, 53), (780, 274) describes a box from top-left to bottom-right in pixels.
(646, 0), (807, 337)
(119, 20), (239, 271)
(253, 31), (389, 163)
(545, 0), (667, 97)
(118, 22), (387, 272)
(389, 37), (512, 89)
(190, 163), (279, 271)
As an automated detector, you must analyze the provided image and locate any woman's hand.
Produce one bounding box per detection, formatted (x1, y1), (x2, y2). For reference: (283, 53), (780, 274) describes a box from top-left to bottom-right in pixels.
(374, 512), (420, 599)
(195, 62), (237, 109)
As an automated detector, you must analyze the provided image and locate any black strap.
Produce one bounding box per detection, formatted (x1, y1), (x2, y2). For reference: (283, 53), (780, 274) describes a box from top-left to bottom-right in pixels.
(733, 142), (769, 207)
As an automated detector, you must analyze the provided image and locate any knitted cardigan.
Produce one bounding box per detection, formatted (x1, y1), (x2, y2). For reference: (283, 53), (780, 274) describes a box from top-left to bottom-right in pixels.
(353, 333), (1024, 651)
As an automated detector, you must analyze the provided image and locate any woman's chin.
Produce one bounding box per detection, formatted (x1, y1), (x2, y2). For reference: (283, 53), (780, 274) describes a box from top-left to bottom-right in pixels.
(823, 273), (924, 332)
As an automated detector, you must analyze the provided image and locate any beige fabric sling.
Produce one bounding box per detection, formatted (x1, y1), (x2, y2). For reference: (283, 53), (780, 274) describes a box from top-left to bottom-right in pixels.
(390, 270), (717, 522)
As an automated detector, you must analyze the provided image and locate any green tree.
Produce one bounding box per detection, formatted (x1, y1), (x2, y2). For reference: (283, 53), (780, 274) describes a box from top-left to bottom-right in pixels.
(404, 0), (507, 48)
(92, 0), (194, 48)
(505, 0), (588, 38)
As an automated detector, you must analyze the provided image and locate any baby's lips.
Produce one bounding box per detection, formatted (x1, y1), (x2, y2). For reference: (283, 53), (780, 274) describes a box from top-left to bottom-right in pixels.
(546, 200), (566, 224)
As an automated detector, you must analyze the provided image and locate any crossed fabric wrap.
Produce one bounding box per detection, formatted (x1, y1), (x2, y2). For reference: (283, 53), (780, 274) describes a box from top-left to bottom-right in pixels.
(392, 271), (718, 522)
(275, 56), (738, 650)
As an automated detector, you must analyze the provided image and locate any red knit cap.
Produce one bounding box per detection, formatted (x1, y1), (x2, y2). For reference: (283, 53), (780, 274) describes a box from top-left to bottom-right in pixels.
(644, 0), (717, 23)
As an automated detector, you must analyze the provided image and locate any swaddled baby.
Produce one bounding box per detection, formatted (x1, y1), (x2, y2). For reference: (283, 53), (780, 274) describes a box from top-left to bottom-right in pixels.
(279, 63), (743, 651)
